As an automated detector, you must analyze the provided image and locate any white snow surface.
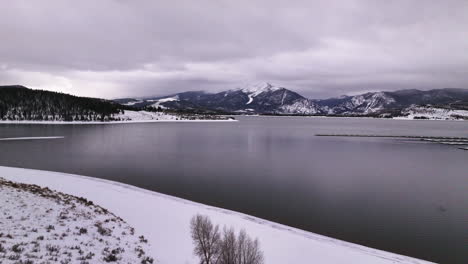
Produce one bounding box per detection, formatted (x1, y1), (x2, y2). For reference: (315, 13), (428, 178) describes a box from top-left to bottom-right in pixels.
(150, 96), (179, 109)
(0, 166), (434, 264)
(349, 92), (396, 114)
(239, 82), (282, 105)
(240, 82), (281, 96)
(246, 95), (254, 105)
(114, 110), (180, 121)
(0, 111), (236, 124)
(0, 176), (153, 263)
(280, 99), (319, 114)
(395, 106), (468, 120)
(0, 136), (64, 141)
(122, 100), (144, 106)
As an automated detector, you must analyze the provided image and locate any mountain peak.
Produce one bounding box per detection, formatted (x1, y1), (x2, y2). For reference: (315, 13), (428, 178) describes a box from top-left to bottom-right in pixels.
(239, 82), (281, 96)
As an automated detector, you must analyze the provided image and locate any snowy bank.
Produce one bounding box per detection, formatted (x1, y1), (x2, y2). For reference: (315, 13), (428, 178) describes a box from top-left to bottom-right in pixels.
(0, 136), (65, 141)
(0, 166), (434, 264)
(0, 110), (236, 124)
(394, 106), (468, 121)
(0, 177), (153, 263)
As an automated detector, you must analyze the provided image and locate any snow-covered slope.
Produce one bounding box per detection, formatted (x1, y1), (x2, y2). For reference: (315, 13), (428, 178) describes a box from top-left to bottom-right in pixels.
(239, 82), (282, 105)
(113, 110), (182, 121)
(0, 166), (434, 264)
(0, 177), (153, 264)
(149, 96), (179, 109)
(315, 92), (398, 115)
(395, 106), (468, 120)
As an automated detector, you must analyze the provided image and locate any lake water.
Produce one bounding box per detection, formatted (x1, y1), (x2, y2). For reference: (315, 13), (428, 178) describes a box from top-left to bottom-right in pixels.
(0, 116), (467, 264)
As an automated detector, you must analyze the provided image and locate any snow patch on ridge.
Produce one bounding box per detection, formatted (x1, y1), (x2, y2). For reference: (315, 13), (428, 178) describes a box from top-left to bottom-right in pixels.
(237, 82), (283, 105)
(239, 82), (282, 104)
(280, 99), (319, 114)
(347, 92), (396, 114)
(150, 96), (179, 109)
(123, 100), (144, 106)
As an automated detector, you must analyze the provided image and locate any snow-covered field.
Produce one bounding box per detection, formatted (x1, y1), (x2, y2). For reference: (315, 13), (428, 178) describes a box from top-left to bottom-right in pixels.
(0, 166), (434, 264)
(395, 106), (468, 120)
(0, 110), (236, 124)
(113, 110), (181, 121)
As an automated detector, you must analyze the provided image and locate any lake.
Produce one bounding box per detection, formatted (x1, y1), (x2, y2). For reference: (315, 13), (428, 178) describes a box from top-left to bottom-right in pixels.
(0, 116), (466, 264)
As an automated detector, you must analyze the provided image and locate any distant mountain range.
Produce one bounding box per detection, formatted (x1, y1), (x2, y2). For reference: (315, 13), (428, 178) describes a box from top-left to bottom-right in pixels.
(2, 84), (467, 121)
(115, 82), (468, 117)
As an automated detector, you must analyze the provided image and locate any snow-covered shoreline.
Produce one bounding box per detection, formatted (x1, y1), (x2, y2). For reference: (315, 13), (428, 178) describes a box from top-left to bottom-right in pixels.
(0, 136), (65, 141)
(0, 110), (237, 124)
(0, 166), (434, 264)
(239, 114), (466, 121)
(0, 119), (237, 125)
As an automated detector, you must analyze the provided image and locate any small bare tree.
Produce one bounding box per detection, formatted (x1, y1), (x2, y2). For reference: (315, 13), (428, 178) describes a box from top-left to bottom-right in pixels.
(218, 227), (238, 264)
(237, 230), (264, 264)
(190, 215), (264, 264)
(190, 214), (221, 264)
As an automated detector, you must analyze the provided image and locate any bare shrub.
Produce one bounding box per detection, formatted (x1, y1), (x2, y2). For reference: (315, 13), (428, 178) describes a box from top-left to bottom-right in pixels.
(11, 243), (24, 253)
(46, 244), (61, 256)
(79, 227), (88, 234)
(95, 222), (112, 236)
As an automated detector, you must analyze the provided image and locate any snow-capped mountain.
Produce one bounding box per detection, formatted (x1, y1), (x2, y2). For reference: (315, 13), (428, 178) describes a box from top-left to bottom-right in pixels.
(314, 92), (397, 115)
(115, 83), (468, 116)
(116, 82), (321, 114)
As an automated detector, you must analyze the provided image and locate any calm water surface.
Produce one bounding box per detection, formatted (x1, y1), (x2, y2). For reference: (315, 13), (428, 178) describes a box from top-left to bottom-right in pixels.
(0, 117), (467, 263)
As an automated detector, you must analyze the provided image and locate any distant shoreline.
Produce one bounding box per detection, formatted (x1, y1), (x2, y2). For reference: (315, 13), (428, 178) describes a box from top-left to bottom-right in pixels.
(0, 119), (238, 125)
(238, 114), (467, 121)
(1, 115), (466, 124)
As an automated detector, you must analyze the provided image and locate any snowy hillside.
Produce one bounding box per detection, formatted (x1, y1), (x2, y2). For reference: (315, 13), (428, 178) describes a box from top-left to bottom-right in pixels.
(0, 177), (153, 264)
(1, 166), (434, 264)
(239, 82), (282, 104)
(395, 106), (468, 120)
(322, 92), (397, 114)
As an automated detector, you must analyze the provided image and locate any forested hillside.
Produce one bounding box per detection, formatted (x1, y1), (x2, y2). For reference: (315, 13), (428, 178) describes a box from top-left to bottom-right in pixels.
(0, 85), (123, 121)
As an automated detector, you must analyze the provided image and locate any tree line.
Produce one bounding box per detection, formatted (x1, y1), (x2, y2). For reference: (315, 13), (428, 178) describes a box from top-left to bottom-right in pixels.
(0, 85), (123, 121)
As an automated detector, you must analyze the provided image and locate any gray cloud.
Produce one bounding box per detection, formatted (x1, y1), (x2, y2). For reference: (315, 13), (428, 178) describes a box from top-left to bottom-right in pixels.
(1, 0), (467, 99)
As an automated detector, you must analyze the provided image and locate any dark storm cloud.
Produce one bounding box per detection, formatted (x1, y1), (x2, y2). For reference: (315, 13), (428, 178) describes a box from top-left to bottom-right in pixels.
(0, 0), (467, 98)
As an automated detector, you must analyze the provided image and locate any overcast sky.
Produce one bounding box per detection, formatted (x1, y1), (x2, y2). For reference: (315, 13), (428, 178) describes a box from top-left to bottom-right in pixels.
(1, 0), (467, 99)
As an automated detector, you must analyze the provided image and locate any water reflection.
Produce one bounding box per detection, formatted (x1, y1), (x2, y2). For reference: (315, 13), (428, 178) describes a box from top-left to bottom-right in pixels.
(0, 117), (467, 263)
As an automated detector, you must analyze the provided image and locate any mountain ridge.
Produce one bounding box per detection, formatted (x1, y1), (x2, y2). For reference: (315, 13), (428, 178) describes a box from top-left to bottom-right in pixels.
(2, 84), (467, 120)
(115, 82), (468, 118)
